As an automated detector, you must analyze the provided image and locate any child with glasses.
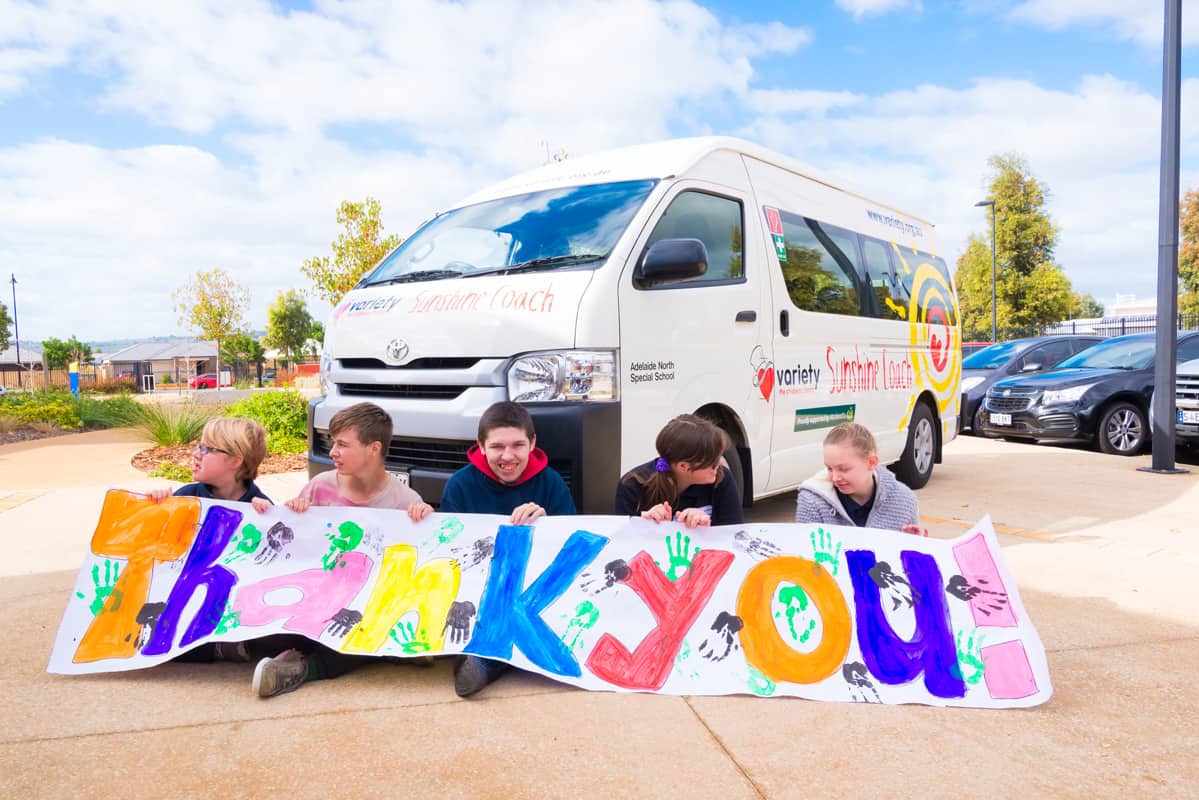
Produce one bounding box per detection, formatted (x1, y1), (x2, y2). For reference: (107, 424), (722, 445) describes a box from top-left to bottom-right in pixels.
(614, 414), (743, 528)
(147, 417), (272, 511)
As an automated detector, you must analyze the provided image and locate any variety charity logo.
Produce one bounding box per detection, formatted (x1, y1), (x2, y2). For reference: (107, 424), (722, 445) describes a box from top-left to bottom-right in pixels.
(751, 346), (775, 401)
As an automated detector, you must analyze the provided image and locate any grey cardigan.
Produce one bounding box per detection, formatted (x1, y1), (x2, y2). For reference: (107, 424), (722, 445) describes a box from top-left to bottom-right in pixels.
(794, 467), (920, 531)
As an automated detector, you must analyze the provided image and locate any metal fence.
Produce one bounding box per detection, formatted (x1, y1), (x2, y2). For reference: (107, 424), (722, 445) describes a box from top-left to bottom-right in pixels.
(963, 312), (1199, 344)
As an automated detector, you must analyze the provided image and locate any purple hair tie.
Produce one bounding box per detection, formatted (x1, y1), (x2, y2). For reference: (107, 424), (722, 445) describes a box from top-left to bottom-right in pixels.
(654, 457), (670, 473)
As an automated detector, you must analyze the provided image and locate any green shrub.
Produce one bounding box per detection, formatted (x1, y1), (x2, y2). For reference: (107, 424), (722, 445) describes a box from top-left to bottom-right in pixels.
(129, 402), (214, 446)
(72, 395), (141, 429)
(225, 389), (307, 454)
(149, 461), (193, 482)
(0, 392), (83, 429)
(85, 377), (137, 395)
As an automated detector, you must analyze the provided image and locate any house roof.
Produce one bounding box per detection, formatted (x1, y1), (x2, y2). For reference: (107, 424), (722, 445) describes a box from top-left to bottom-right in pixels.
(0, 343), (43, 366)
(104, 340), (217, 363)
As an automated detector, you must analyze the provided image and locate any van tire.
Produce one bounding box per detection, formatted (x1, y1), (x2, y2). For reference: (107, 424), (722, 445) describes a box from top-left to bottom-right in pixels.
(721, 442), (746, 507)
(893, 403), (936, 490)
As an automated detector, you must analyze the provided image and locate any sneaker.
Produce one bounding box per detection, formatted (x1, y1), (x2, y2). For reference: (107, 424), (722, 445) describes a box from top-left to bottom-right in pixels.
(252, 650), (308, 698)
(453, 655), (510, 698)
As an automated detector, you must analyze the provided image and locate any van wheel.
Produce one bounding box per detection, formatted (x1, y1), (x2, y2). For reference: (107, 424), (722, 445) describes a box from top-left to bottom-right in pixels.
(893, 403), (936, 490)
(1098, 401), (1147, 456)
(721, 442), (746, 507)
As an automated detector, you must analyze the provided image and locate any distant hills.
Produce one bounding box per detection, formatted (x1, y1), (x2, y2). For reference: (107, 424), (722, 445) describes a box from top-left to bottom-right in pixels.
(91, 331), (267, 352)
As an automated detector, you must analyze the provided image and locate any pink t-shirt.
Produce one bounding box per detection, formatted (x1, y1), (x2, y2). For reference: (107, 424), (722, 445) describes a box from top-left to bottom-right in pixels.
(298, 470), (424, 510)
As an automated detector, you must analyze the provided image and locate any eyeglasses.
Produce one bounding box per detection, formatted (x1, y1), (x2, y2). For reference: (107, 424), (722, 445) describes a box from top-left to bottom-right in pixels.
(195, 443), (228, 456)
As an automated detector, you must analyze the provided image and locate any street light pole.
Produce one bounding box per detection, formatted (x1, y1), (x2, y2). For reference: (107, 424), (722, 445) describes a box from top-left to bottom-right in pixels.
(8, 274), (20, 389)
(975, 200), (997, 341)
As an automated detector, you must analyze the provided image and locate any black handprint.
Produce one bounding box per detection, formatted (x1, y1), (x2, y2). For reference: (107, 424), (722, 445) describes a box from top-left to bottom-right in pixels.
(443, 601), (477, 645)
(733, 530), (781, 561)
(450, 537), (494, 571)
(697, 611), (744, 662)
(255, 521), (294, 565)
(946, 574), (1010, 617)
(842, 661), (882, 703)
(135, 601), (167, 649)
(868, 561), (920, 610)
(580, 559), (631, 594)
(326, 608), (363, 638)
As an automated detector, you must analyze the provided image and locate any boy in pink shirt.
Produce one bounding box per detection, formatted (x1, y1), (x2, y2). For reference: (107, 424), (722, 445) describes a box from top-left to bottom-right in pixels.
(252, 402), (433, 698)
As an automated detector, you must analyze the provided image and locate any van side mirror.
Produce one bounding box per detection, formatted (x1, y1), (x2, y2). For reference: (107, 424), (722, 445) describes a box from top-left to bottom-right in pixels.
(636, 238), (708, 286)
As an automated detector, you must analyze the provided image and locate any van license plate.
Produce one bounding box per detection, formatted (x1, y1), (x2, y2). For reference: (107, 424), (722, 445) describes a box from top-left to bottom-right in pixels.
(1180, 410), (1199, 424)
(390, 470), (410, 486)
(991, 413), (1012, 426)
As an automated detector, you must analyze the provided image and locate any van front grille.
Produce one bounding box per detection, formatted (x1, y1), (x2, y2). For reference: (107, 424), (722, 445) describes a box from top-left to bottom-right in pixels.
(338, 383), (466, 400)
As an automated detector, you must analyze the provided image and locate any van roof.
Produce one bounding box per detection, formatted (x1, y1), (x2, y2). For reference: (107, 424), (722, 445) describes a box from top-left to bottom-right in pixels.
(449, 136), (931, 226)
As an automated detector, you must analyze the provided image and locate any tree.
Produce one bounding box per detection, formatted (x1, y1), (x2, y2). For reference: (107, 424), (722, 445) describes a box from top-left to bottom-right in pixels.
(301, 197), (402, 305)
(41, 335), (93, 370)
(264, 290), (316, 367)
(307, 320), (325, 356)
(221, 331), (266, 385)
(1073, 292), (1106, 319)
(955, 153), (1076, 338)
(0, 302), (12, 352)
(1178, 188), (1199, 316)
(174, 268), (250, 385)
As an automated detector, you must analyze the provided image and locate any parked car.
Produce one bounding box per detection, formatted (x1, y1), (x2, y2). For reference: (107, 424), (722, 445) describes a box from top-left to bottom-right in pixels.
(188, 373), (230, 389)
(978, 331), (1199, 455)
(1175, 358), (1199, 449)
(960, 336), (1102, 434)
(962, 341), (995, 358)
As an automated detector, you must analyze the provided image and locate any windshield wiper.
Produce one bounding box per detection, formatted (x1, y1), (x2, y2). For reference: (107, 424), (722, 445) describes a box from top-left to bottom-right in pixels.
(365, 269), (463, 287)
(463, 253), (606, 279)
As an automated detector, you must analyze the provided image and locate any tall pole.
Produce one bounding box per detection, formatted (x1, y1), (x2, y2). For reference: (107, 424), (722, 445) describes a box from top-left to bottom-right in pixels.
(9, 274), (20, 389)
(990, 204), (997, 342)
(1143, 0), (1184, 474)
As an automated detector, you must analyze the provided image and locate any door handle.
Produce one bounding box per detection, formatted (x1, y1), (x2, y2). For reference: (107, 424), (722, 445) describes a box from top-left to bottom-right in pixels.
(735, 310), (757, 322)
(780, 310), (790, 337)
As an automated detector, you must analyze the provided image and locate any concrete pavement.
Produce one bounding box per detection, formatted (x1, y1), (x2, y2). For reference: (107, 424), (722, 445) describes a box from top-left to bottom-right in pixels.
(1, 431), (1196, 798)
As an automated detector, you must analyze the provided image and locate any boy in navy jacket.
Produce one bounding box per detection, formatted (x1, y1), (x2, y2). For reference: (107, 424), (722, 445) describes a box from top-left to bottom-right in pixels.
(441, 401), (576, 695)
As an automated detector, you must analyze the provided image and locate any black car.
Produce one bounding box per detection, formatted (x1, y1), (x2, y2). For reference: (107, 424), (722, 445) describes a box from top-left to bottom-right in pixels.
(978, 332), (1199, 455)
(960, 335), (1102, 434)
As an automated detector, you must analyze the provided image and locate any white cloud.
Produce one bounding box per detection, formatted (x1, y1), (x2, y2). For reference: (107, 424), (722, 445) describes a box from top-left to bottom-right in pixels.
(835, 0), (923, 22)
(746, 88), (863, 116)
(1009, 1), (1199, 46)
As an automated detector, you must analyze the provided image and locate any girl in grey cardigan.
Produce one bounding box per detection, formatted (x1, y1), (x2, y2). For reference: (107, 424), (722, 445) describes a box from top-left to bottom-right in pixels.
(795, 422), (928, 536)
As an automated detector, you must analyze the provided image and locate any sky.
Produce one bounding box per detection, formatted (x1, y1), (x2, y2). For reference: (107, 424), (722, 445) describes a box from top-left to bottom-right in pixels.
(2, 0), (1199, 343)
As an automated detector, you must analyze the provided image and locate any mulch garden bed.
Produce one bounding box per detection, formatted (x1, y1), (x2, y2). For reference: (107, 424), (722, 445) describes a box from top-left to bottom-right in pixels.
(0, 427), (76, 446)
(131, 444), (307, 475)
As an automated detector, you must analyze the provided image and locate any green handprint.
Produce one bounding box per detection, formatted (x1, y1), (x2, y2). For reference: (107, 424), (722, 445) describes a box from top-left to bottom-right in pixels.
(561, 600), (600, 653)
(655, 531), (701, 581)
(746, 666), (777, 697)
(223, 524), (263, 564)
(75, 559), (121, 616)
(322, 521), (364, 570)
(389, 620), (431, 654)
(953, 629), (986, 685)
(774, 584), (816, 643)
(810, 528), (843, 576)
(215, 602), (241, 634)
(673, 639), (700, 680)
(421, 516), (465, 551)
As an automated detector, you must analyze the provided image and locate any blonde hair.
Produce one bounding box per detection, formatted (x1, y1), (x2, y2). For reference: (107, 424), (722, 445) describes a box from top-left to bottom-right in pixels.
(823, 422), (877, 458)
(202, 417), (267, 484)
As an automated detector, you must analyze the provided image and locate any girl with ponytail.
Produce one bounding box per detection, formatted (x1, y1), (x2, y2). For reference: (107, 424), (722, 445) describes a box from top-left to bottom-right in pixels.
(614, 414), (743, 527)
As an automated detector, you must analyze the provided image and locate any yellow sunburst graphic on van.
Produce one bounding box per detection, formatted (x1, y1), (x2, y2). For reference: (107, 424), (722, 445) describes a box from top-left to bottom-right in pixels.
(892, 246), (962, 420)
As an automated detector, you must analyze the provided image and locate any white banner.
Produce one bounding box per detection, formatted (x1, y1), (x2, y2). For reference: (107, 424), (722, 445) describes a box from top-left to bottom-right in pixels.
(48, 490), (1051, 708)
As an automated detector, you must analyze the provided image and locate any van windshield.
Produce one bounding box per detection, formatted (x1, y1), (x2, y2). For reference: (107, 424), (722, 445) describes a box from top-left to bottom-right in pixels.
(362, 179), (658, 286)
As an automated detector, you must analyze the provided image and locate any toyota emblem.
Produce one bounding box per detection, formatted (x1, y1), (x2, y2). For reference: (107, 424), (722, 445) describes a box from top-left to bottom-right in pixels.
(386, 338), (410, 362)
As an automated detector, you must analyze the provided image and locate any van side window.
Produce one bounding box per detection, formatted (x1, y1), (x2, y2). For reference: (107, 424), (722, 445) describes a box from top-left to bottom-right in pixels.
(891, 246), (956, 325)
(776, 210), (861, 316)
(860, 236), (902, 320)
(642, 191), (744, 286)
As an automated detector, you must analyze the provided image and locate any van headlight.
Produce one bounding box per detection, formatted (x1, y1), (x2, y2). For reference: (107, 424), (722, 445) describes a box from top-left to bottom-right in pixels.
(508, 350), (618, 402)
(320, 352), (333, 396)
(1041, 384), (1093, 406)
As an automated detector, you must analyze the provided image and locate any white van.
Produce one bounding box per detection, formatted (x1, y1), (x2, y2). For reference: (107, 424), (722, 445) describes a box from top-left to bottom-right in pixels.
(310, 137), (962, 512)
